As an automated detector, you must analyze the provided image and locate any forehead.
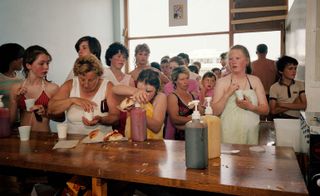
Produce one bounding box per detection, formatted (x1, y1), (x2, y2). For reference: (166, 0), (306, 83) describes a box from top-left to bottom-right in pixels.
(229, 49), (245, 57)
(34, 53), (50, 62)
(203, 76), (214, 80)
(136, 51), (149, 55)
(137, 81), (155, 89)
(169, 61), (179, 67)
(177, 72), (189, 79)
(79, 71), (97, 78)
(284, 63), (298, 69)
(80, 41), (89, 47)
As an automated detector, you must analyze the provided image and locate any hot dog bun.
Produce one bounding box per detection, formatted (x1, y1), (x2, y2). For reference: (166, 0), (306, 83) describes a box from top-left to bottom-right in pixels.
(104, 130), (124, 141)
(118, 98), (135, 111)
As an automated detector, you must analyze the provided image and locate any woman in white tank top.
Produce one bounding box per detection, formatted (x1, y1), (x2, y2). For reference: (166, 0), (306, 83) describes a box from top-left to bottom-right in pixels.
(48, 54), (119, 135)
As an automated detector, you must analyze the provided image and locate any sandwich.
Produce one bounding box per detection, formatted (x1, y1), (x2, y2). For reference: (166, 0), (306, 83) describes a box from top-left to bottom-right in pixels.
(118, 97), (135, 111)
(104, 130), (124, 141)
(88, 129), (100, 139)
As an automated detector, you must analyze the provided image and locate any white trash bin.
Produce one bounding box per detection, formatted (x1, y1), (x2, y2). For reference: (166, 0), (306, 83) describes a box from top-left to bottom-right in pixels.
(274, 118), (301, 152)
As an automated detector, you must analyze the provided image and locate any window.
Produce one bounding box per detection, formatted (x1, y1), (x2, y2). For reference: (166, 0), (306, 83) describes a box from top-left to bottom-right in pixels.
(234, 31), (281, 61)
(128, 0), (229, 37)
(129, 34), (229, 75)
(126, 0), (284, 76)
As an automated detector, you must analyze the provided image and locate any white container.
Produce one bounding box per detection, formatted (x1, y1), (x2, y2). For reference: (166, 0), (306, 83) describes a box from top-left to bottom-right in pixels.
(18, 125), (31, 141)
(57, 123), (68, 139)
(83, 111), (94, 121)
(235, 90), (244, 100)
(25, 98), (36, 111)
(274, 118), (301, 152)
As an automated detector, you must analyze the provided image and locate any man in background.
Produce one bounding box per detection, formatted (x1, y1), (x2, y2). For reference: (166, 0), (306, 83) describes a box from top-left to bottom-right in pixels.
(252, 44), (278, 100)
(252, 44), (278, 120)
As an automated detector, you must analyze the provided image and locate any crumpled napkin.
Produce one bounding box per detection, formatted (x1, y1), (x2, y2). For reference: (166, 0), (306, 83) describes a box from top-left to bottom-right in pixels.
(53, 140), (79, 149)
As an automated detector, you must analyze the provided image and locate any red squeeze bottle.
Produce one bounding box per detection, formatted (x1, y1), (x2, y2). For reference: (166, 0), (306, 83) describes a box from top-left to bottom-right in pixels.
(0, 95), (11, 137)
(130, 102), (147, 141)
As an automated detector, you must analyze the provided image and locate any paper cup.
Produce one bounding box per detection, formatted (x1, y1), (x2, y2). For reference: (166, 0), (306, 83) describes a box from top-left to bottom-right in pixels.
(25, 98), (36, 111)
(235, 90), (244, 100)
(57, 123), (68, 139)
(83, 111), (94, 121)
(18, 126), (31, 141)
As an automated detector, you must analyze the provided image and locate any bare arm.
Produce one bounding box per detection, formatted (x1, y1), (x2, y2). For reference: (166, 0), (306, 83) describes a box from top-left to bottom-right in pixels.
(277, 93), (307, 110)
(167, 94), (191, 130)
(48, 80), (97, 115)
(211, 77), (237, 116)
(9, 82), (25, 124)
(146, 93), (167, 133)
(270, 93), (307, 115)
(269, 99), (287, 114)
(112, 85), (149, 103)
(98, 82), (120, 125)
(129, 77), (135, 87)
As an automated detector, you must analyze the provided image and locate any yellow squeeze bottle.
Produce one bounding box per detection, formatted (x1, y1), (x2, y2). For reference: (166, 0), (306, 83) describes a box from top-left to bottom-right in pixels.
(203, 97), (221, 159)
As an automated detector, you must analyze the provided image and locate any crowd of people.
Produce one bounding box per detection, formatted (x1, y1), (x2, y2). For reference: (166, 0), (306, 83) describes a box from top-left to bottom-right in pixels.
(0, 38), (307, 145)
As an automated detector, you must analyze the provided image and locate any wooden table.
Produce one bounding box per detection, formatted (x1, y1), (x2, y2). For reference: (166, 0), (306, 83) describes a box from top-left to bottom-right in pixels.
(0, 132), (308, 196)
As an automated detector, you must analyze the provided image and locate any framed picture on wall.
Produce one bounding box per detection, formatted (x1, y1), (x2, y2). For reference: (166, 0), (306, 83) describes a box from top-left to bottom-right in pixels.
(169, 0), (188, 26)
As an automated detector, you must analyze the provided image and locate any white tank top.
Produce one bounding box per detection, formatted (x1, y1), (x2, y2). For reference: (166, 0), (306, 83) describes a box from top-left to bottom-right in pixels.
(66, 77), (112, 135)
(103, 67), (132, 86)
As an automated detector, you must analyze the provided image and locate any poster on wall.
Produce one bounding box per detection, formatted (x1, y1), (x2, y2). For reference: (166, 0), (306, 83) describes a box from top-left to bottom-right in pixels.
(169, 0), (188, 26)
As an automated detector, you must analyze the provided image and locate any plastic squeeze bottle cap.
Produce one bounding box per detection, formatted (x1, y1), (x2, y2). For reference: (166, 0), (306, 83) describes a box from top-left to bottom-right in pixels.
(204, 97), (213, 115)
(188, 100), (201, 120)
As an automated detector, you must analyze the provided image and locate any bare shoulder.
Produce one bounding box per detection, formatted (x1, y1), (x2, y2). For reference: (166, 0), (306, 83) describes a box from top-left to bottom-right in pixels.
(247, 74), (263, 88)
(45, 81), (60, 95)
(155, 92), (166, 100)
(247, 74), (260, 82)
(153, 92), (167, 105)
(216, 75), (231, 88)
(167, 92), (177, 100)
(11, 81), (23, 90)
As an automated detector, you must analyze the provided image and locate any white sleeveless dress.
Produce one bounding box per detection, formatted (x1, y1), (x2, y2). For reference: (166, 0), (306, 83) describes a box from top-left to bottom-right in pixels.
(66, 77), (112, 135)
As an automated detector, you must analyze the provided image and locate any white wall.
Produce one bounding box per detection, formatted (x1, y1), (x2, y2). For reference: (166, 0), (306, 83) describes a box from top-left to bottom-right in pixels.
(0, 0), (114, 85)
(286, 0), (320, 112)
(305, 0), (320, 112)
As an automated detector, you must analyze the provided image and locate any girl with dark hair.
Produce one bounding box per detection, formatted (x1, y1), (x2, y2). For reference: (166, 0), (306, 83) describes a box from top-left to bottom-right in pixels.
(10, 45), (59, 132)
(0, 43), (25, 107)
(66, 36), (102, 80)
(113, 69), (167, 139)
(104, 42), (134, 86)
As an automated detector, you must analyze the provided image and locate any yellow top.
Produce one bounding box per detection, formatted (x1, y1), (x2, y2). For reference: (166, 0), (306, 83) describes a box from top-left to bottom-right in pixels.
(125, 102), (163, 140)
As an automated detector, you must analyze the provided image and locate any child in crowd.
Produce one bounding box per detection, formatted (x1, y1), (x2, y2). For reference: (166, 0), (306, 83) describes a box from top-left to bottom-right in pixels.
(269, 55), (307, 119)
(199, 71), (216, 106)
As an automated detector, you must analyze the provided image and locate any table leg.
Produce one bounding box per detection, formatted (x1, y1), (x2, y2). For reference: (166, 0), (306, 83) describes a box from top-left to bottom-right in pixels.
(92, 177), (107, 196)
